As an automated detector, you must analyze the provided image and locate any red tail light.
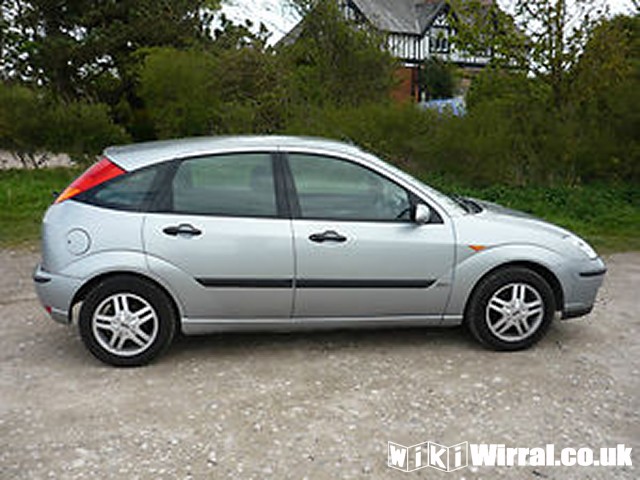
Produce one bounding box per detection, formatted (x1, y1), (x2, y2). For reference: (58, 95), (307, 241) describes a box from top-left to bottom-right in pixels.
(55, 157), (125, 204)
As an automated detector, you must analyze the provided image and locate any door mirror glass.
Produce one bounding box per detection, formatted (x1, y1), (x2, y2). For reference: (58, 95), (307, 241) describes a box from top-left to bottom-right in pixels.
(414, 204), (431, 224)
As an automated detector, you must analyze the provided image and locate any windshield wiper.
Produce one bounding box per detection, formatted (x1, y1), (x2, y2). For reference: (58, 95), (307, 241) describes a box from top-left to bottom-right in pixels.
(450, 194), (482, 214)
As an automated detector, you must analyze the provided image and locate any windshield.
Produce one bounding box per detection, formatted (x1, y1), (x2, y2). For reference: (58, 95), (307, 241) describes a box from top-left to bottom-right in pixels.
(355, 150), (470, 215)
(412, 178), (474, 213)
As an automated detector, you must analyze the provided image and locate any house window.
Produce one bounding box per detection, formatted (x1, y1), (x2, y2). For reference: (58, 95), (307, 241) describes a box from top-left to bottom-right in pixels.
(430, 28), (450, 54)
(340, 0), (365, 24)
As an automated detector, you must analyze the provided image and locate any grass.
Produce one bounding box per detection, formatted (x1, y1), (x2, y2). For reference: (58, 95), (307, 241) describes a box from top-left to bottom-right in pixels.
(0, 167), (80, 247)
(426, 176), (640, 254)
(1, 167), (639, 253)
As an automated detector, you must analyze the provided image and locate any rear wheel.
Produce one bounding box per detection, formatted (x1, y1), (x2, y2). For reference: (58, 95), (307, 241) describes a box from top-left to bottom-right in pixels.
(466, 267), (556, 351)
(79, 275), (176, 366)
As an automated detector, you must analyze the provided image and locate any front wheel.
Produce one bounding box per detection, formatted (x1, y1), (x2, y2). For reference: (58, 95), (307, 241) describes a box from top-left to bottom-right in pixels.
(78, 275), (176, 366)
(466, 267), (556, 351)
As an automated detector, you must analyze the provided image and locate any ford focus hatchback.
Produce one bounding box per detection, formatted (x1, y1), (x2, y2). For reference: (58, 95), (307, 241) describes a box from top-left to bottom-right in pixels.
(34, 137), (606, 366)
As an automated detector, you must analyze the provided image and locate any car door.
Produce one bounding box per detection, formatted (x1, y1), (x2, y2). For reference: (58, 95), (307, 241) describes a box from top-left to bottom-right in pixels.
(285, 152), (455, 319)
(143, 152), (294, 320)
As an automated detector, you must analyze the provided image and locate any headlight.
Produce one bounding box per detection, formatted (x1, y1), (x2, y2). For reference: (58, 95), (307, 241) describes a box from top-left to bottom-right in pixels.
(564, 235), (598, 259)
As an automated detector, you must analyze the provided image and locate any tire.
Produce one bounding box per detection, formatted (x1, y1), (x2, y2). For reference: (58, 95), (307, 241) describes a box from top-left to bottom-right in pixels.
(465, 267), (556, 351)
(78, 275), (176, 367)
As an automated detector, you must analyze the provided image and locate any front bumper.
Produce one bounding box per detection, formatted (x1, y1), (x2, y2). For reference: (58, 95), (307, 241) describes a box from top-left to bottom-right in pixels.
(33, 264), (83, 325)
(560, 257), (606, 320)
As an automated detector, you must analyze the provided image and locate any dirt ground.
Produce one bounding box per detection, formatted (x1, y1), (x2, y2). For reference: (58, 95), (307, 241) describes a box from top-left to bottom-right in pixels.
(0, 249), (638, 479)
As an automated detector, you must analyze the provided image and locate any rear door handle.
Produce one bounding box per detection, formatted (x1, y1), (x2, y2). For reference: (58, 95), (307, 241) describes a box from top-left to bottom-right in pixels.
(163, 224), (202, 237)
(309, 230), (347, 244)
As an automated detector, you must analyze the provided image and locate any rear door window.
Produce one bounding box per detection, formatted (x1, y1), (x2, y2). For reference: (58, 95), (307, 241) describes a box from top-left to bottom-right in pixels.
(170, 153), (277, 217)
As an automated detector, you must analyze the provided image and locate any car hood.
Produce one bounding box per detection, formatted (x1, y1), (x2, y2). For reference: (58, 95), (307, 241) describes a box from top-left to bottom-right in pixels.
(473, 198), (537, 219)
(470, 198), (572, 240)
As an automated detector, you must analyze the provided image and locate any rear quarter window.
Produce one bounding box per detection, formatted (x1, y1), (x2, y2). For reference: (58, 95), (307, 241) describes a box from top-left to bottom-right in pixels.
(77, 164), (164, 211)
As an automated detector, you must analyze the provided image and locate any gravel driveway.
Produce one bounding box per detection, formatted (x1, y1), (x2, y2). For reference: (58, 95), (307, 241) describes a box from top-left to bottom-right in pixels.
(1, 249), (638, 479)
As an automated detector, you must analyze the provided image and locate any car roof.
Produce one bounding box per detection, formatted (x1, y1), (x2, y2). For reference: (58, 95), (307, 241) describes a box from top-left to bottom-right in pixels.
(104, 136), (367, 171)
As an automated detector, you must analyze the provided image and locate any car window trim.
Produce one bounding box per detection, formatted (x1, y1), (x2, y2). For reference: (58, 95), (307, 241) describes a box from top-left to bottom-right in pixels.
(278, 151), (302, 219)
(272, 152), (294, 219)
(146, 161), (178, 212)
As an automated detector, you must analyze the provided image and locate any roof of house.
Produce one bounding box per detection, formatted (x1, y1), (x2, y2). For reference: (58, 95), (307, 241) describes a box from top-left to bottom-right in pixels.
(278, 1), (447, 46)
(277, 1), (495, 47)
(351, 0), (446, 35)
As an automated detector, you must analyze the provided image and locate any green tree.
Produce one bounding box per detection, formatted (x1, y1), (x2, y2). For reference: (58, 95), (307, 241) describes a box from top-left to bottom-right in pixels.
(0, 84), (49, 167)
(452, 0), (609, 107)
(512, 0), (608, 107)
(138, 20), (288, 139)
(570, 15), (640, 182)
(449, 0), (528, 70)
(280, 0), (396, 110)
(448, 69), (558, 185)
(1, 0), (220, 99)
(0, 83), (128, 167)
(138, 48), (219, 138)
(420, 58), (458, 100)
(1, 0), (220, 139)
(45, 100), (130, 163)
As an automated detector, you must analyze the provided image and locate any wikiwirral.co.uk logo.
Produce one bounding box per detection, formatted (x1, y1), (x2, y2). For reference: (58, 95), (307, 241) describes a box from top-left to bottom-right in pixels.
(388, 441), (468, 472)
(388, 441), (632, 472)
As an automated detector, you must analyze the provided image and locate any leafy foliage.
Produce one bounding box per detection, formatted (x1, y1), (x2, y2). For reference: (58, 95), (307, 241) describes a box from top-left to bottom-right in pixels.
(1, 0), (221, 141)
(138, 2), (396, 138)
(0, 0), (638, 188)
(1, 0), (220, 98)
(0, 83), (128, 166)
(420, 57), (459, 100)
(449, 0), (529, 69)
(138, 43), (287, 138)
(138, 48), (219, 138)
(283, 102), (440, 170)
(279, 0), (396, 109)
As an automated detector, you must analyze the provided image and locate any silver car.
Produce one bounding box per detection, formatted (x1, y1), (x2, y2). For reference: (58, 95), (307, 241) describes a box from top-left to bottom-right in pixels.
(34, 136), (606, 366)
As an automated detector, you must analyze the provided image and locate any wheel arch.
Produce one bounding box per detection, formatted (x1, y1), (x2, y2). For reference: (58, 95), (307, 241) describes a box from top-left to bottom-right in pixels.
(463, 260), (564, 322)
(70, 271), (182, 328)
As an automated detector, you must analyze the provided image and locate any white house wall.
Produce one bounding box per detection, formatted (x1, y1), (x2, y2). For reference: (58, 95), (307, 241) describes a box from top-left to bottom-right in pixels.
(344, 1), (491, 67)
(386, 32), (489, 67)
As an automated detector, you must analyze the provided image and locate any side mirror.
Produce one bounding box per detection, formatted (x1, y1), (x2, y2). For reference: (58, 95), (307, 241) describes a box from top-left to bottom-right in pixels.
(414, 204), (431, 225)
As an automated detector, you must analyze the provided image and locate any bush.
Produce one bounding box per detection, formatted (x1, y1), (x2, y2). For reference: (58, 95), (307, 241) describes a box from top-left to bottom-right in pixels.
(45, 101), (130, 163)
(0, 84), (50, 167)
(283, 102), (442, 173)
(138, 46), (288, 138)
(138, 48), (220, 138)
(420, 58), (459, 100)
(0, 83), (129, 166)
(279, 0), (396, 109)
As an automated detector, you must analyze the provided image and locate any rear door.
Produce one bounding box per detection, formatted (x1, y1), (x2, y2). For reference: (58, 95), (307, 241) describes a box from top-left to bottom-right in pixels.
(285, 153), (455, 318)
(143, 152), (294, 320)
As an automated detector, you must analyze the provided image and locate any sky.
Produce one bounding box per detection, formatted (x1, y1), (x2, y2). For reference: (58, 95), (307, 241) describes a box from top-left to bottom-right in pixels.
(221, 0), (637, 45)
(600, 0), (635, 13)
(497, 0), (635, 15)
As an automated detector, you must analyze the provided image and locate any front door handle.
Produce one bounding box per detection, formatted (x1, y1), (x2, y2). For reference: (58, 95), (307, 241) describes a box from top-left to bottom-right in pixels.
(309, 230), (347, 244)
(163, 224), (203, 237)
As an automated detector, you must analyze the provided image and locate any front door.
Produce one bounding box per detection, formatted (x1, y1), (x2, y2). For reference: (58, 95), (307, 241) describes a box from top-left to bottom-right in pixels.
(286, 153), (455, 318)
(143, 152), (294, 319)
